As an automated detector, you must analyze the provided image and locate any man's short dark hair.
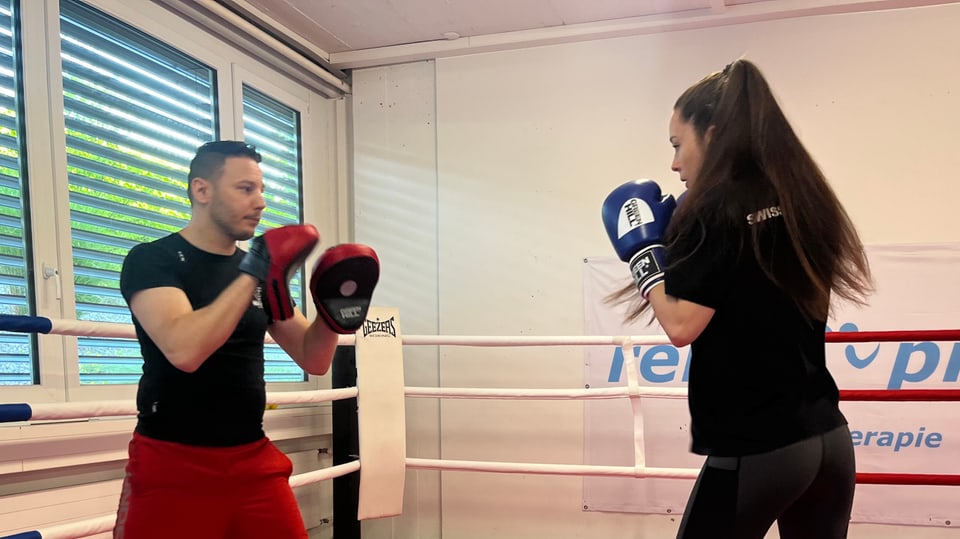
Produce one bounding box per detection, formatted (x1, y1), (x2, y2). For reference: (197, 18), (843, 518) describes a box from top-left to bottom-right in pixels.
(187, 141), (262, 202)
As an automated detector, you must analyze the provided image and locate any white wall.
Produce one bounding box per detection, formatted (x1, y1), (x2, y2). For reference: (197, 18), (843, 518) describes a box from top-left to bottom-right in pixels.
(352, 3), (960, 538)
(352, 61), (443, 539)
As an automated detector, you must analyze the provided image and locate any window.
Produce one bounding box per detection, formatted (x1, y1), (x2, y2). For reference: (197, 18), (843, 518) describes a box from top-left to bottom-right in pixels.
(0, 0), (32, 386)
(59, 0), (217, 384)
(0, 0), (329, 393)
(243, 84), (307, 382)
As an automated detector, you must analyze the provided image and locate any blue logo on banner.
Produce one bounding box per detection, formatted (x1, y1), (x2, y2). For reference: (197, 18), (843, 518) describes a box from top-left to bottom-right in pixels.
(828, 322), (960, 389)
(607, 345), (691, 383)
(831, 322), (881, 369)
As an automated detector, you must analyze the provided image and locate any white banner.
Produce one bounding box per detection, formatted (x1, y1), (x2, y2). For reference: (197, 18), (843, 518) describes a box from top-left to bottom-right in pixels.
(582, 243), (960, 526)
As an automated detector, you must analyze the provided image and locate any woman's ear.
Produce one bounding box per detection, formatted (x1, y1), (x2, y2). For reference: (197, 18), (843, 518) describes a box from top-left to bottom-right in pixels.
(705, 125), (716, 145)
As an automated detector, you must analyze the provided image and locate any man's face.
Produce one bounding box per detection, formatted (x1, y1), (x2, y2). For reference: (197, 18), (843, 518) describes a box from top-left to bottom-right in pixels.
(207, 156), (266, 241)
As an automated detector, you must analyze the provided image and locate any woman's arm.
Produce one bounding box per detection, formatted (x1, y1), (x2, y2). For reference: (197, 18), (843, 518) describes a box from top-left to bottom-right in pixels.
(646, 284), (715, 347)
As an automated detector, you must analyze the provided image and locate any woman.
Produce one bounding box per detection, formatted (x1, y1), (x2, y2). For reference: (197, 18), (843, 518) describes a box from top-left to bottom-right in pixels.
(609, 59), (873, 538)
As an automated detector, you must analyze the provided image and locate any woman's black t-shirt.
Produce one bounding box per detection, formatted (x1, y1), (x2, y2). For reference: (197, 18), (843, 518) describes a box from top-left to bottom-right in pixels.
(664, 203), (846, 456)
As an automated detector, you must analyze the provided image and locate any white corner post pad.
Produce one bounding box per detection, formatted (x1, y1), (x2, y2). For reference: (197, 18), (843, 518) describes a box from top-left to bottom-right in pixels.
(354, 306), (407, 519)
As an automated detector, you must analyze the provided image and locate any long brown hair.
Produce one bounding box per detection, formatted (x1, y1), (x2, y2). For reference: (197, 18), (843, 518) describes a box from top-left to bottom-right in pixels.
(610, 59), (872, 323)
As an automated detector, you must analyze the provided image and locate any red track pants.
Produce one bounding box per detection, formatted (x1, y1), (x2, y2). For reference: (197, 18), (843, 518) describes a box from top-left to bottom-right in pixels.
(113, 432), (308, 539)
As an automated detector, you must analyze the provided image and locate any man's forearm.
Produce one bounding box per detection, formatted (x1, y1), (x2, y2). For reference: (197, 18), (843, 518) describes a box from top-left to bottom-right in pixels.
(269, 312), (339, 376)
(140, 274), (259, 373)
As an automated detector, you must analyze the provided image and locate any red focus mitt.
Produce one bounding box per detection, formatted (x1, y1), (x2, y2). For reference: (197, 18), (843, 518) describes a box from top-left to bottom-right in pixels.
(310, 244), (380, 334)
(239, 224), (320, 322)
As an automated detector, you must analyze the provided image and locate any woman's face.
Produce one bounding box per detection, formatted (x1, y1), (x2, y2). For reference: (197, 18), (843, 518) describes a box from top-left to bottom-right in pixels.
(669, 110), (708, 190)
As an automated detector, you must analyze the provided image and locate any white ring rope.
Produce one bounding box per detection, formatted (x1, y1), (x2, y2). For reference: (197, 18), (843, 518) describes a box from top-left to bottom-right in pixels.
(404, 386), (687, 399)
(24, 318), (672, 346)
(385, 335), (670, 346)
(289, 460), (361, 488)
(9, 386), (684, 422)
(406, 458), (699, 480)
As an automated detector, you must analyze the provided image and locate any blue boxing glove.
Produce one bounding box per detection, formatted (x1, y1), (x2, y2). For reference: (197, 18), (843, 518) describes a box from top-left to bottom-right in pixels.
(601, 179), (677, 298)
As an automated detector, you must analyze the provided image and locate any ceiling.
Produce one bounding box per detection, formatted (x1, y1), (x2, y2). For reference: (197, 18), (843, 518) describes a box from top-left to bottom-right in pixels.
(215, 0), (960, 70)
(236, 0), (763, 53)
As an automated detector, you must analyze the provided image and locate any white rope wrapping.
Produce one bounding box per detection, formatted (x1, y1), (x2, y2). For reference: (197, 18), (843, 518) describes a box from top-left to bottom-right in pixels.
(45, 319), (278, 344)
(620, 337), (647, 471)
(49, 319), (137, 339)
(28, 400), (138, 420)
(267, 387), (359, 405)
(29, 514), (116, 539)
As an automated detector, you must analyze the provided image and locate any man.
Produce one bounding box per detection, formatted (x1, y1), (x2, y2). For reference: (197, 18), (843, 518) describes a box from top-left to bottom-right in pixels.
(113, 140), (378, 538)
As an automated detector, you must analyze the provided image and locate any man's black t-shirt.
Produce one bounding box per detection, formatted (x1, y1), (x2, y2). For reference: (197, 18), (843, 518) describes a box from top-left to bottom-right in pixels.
(120, 233), (269, 447)
(664, 202), (846, 456)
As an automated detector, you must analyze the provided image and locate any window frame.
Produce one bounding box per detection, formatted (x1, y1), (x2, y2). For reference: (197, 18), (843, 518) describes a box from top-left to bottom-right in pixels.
(236, 64), (324, 392)
(4, 0), (69, 403)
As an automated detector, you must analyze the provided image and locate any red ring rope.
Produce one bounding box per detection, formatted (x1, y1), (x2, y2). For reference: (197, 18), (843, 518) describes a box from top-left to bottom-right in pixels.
(840, 389), (960, 401)
(826, 329), (960, 343)
(857, 473), (960, 486)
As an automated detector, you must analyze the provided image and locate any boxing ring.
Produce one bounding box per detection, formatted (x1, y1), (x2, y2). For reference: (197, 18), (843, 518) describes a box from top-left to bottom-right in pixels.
(2, 312), (960, 538)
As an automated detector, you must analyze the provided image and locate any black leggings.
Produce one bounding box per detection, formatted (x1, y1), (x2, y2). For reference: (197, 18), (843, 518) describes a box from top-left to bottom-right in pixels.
(677, 425), (855, 539)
